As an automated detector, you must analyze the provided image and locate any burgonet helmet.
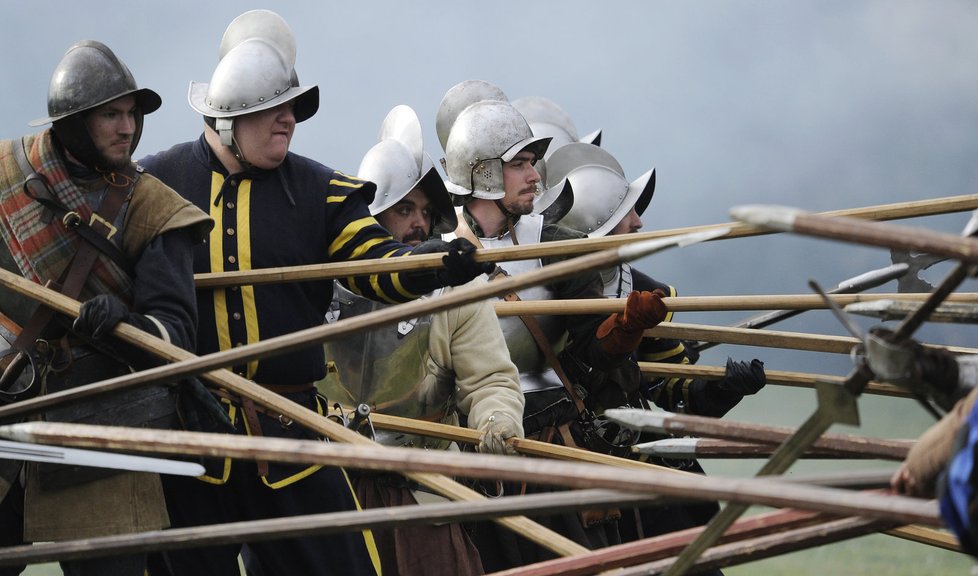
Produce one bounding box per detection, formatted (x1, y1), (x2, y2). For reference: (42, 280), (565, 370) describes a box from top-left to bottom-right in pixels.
(189, 10), (319, 147)
(548, 142), (655, 238)
(435, 79), (509, 154)
(31, 40), (161, 168)
(358, 105), (457, 234)
(443, 100), (551, 201)
(511, 95), (601, 192)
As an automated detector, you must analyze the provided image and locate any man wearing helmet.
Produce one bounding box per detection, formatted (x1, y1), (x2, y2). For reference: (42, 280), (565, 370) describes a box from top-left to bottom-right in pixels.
(308, 105), (523, 576)
(548, 143), (765, 568)
(0, 40), (212, 576)
(437, 83), (669, 569)
(138, 11), (489, 576)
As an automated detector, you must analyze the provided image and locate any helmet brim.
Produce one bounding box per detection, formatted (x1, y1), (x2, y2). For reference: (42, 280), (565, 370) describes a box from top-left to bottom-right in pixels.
(29, 87), (161, 127)
(188, 81), (319, 122)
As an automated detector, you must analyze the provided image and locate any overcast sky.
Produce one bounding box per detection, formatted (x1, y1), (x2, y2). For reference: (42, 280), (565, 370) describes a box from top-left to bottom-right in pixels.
(4, 1), (978, 421)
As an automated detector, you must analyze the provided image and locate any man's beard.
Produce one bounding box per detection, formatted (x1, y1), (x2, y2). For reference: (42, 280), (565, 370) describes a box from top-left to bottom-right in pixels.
(95, 149), (132, 171)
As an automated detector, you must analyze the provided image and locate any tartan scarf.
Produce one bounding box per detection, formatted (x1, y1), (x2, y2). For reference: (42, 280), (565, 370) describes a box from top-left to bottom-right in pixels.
(0, 130), (133, 303)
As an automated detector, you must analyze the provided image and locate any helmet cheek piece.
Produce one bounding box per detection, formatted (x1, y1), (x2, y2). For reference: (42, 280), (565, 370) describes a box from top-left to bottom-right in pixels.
(471, 158), (506, 201)
(215, 117), (235, 147)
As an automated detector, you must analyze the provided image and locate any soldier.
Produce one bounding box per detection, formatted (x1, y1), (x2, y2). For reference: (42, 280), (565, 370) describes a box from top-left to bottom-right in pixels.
(437, 84), (669, 569)
(314, 104), (524, 576)
(0, 40), (212, 576)
(138, 11), (489, 576)
(548, 142), (766, 561)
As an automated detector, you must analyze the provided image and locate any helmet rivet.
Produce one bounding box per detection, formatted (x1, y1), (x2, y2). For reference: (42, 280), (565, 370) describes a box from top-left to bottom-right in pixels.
(259, 97), (265, 102)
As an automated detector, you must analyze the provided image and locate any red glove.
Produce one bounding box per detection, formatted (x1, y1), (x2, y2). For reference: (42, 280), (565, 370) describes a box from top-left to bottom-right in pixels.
(597, 289), (668, 355)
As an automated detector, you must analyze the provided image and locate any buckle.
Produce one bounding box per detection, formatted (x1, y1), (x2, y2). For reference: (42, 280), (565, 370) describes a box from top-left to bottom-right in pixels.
(62, 211), (82, 229)
(89, 212), (118, 240)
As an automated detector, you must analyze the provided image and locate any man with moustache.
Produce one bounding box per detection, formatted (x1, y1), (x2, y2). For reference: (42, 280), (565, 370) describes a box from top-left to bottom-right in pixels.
(0, 40), (211, 576)
(437, 89), (669, 568)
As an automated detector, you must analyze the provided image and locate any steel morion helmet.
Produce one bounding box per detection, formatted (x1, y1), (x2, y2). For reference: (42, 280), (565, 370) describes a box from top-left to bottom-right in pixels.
(189, 11), (319, 149)
(30, 40), (162, 168)
(435, 80), (509, 154)
(547, 142), (655, 238)
(358, 105), (457, 234)
(443, 100), (551, 201)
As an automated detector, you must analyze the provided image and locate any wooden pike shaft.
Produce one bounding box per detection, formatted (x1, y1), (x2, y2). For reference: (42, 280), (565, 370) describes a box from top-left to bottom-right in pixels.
(617, 516), (897, 576)
(616, 410), (914, 460)
(635, 438), (909, 460)
(195, 193), (978, 288)
(639, 361), (910, 397)
(491, 508), (826, 576)
(494, 293), (978, 316)
(643, 323), (978, 356)
(0, 268), (596, 557)
(0, 422), (942, 527)
(0, 488), (656, 566)
(748, 208), (978, 264)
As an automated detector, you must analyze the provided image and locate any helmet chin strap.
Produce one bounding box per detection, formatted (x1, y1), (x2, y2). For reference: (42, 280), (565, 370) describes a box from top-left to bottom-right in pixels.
(214, 117), (255, 172)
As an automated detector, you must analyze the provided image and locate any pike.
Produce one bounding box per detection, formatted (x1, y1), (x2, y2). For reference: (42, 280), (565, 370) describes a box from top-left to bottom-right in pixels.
(690, 263), (909, 353)
(846, 299), (978, 324)
(644, 322), (978, 356)
(608, 409), (914, 460)
(615, 516), (897, 576)
(0, 229), (726, 558)
(0, 439), (204, 476)
(0, 422), (942, 527)
(730, 204), (978, 264)
(633, 437), (908, 460)
(493, 291), (978, 316)
(638, 361), (910, 398)
(195, 193), (978, 288)
(0, 488), (661, 565)
(654, 206), (978, 575)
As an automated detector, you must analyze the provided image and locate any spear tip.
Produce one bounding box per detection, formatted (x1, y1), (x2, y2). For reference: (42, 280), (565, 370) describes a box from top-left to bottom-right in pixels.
(729, 205), (805, 231)
(632, 437), (698, 457)
(603, 408), (670, 432)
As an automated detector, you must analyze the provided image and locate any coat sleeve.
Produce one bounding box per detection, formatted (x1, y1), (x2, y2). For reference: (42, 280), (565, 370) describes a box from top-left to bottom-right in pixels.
(428, 279), (525, 437)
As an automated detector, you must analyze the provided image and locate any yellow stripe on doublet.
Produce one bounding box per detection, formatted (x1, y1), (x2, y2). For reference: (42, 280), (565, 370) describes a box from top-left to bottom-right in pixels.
(208, 173), (231, 354)
(236, 180), (261, 378)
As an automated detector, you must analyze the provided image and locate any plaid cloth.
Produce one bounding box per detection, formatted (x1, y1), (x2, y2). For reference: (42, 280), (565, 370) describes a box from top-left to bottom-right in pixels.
(0, 130), (132, 302)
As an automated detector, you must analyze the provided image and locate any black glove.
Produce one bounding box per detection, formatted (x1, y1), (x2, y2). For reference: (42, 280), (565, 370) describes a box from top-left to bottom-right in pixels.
(73, 294), (131, 340)
(412, 238), (493, 287)
(717, 357), (766, 396)
(691, 357), (766, 417)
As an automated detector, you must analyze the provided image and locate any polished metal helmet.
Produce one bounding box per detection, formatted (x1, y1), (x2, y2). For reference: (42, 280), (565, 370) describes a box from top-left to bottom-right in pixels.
(218, 9), (295, 60)
(435, 80), (508, 153)
(548, 143), (655, 238)
(30, 40), (161, 127)
(358, 105), (457, 234)
(512, 96), (601, 155)
(443, 100), (551, 201)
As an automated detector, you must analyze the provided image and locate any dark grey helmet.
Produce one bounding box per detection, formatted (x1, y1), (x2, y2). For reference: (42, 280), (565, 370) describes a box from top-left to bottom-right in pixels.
(29, 40), (161, 127)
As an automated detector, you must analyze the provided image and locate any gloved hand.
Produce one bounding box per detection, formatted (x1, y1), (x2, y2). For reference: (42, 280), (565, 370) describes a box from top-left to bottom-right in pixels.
(73, 294), (131, 340)
(863, 327), (961, 411)
(477, 412), (522, 456)
(412, 238), (494, 287)
(597, 289), (668, 355)
(717, 357), (766, 396)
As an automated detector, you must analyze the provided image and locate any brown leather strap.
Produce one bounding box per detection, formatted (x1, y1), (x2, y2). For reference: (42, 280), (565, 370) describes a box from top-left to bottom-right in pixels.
(11, 140), (134, 355)
(239, 396), (269, 477)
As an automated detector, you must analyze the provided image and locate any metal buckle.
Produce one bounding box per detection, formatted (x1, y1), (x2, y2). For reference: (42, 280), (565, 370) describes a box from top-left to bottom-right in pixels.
(62, 211), (82, 229)
(89, 212), (118, 240)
